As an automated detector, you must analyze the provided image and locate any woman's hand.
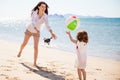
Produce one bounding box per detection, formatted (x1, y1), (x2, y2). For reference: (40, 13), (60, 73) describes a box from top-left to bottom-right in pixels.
(51, 33), (57, 39)
(49, 29), (57, 39)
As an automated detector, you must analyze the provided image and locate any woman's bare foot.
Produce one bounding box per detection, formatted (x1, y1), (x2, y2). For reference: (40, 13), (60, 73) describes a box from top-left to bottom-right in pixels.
(17, 52), (21, 57)
(34, 63), (39, 67)
(34, 64), (37, 67)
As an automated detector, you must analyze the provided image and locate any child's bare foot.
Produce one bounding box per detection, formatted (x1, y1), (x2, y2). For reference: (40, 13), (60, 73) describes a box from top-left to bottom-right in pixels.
(17, 52), (21, 57)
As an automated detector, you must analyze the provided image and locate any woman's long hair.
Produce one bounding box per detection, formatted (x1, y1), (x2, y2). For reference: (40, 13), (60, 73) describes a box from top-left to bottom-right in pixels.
(31, 1), (49, 15)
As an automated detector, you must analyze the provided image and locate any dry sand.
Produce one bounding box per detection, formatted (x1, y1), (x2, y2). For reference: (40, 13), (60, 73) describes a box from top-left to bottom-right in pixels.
(0, 40), (120, 80)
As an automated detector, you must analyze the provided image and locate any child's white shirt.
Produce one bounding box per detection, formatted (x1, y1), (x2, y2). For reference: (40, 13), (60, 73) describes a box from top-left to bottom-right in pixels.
(75, 41), (87, 69)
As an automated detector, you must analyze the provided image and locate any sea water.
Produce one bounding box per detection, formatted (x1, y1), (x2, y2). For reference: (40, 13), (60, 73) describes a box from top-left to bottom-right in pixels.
(0, 16), (120, 60)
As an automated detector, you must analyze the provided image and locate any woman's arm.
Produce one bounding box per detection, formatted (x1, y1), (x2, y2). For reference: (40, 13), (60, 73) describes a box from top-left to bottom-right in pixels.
(44, 14), (56, 39)
(66, 31), (77, 44)
(44, 14), (51, 31)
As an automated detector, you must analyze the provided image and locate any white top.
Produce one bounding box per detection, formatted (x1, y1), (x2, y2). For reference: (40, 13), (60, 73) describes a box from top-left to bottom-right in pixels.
(26, 10), (51, 33)
(75, 41), (87, 69)
(76, 41), (87, 54)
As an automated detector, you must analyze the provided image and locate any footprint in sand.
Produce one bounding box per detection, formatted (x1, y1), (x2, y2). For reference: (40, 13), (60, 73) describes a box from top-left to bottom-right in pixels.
(0, 74), (10, 80)
(60, 71), (66, 75)
(4, 69), (11, 71)
(65, 74), (75, 80)
(7, 77), (20, 80)
(0, 73), (8, 77)
(25, 70), (33, 74)
(87, 71), (95, 75)
(7, 60), (14, 62)
(0, 65), (12, 68)
(0, 65), (12, 71)
(96, 68), (102, 71)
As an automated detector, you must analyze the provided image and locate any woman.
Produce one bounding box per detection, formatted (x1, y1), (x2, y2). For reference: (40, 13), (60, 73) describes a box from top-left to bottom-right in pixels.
(17, 1), (57, 66)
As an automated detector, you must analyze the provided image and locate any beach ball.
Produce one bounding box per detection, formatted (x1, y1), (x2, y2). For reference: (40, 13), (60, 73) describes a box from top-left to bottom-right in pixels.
(66, 16), (80, 31)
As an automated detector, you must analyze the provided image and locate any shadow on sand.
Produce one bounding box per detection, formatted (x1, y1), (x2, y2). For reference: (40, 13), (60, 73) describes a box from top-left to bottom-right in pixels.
(21, 63), (65, 80)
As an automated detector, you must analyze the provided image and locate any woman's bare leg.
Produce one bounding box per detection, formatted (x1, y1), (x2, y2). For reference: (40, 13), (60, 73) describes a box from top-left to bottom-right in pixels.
(17, 34), (31, 57)
(33, 36), (39, 66)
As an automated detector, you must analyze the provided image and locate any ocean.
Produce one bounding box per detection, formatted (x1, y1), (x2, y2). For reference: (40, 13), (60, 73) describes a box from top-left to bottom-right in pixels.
(0, 16), (120, 60)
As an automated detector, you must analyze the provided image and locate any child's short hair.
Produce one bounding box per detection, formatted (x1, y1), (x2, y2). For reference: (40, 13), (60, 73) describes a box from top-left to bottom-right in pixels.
(76, 30), (88, 43)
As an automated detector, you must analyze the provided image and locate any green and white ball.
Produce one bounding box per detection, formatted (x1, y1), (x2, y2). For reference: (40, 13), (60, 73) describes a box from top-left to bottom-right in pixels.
(66, 16), (80, 31)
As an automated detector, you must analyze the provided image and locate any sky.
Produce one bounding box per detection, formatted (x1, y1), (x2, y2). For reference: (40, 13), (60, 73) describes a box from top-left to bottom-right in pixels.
(0, 0), (120, 20)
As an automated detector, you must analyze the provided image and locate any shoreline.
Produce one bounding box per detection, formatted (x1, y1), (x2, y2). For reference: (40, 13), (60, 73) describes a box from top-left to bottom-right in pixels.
(0, 40), (120, 80)
(1, 39), (120, 61)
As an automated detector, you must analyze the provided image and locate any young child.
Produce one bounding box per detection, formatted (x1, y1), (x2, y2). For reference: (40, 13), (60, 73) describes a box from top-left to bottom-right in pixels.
(66, 30), (88, 80)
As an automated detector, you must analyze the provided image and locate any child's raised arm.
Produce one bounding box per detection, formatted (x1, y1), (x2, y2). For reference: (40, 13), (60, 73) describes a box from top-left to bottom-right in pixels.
(66, 31), (77, 44)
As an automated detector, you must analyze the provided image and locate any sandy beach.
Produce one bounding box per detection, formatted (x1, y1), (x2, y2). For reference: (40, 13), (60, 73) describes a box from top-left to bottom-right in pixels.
(0, 40), (120, 80)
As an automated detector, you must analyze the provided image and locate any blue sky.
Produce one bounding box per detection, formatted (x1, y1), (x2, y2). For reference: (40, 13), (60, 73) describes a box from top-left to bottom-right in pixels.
(0, 0), (120, 19)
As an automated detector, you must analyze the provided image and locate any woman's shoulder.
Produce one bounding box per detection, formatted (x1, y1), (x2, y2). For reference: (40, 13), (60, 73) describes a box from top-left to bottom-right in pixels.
(32, 10), (38, 15)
